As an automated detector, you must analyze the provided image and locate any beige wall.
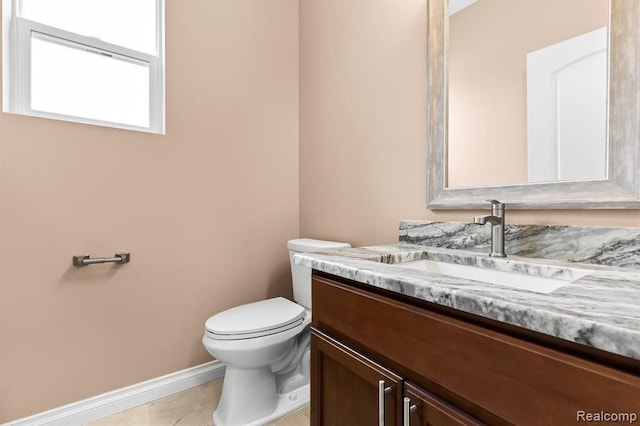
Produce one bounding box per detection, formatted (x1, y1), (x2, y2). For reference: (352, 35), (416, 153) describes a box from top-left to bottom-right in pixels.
(448, 0), (608, 187)
(299, 0), (639, 249)
(0, 0), (299, 421)
(299, 0), (430, 246)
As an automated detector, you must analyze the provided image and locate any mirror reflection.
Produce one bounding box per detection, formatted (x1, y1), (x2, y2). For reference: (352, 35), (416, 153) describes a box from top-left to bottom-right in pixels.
(447, 0), (609, 188)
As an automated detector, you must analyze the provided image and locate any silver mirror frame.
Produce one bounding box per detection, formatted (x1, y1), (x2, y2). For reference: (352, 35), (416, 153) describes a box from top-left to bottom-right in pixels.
(427, 0), (640, 209)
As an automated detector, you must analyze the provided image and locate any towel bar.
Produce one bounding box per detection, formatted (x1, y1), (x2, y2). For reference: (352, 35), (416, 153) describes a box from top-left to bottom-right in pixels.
(72, 253), (130, 267)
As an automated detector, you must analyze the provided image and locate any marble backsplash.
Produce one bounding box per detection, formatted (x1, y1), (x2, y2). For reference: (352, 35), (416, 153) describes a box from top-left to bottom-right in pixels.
(399, 221), (640, 268)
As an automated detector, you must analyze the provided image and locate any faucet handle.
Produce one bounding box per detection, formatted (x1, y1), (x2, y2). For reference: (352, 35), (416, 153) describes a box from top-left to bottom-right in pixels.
(486, 199), (504, 206)
(486, 200), (505, 222)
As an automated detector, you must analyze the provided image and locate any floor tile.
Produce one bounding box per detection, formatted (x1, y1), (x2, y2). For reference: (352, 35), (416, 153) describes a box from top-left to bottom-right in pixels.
(146, 380), (221, 425)
(85, 404), (150, 426)
(87, 379), (309, 426)
(301, 405), (310, 418)
(266, 408), (309, 426)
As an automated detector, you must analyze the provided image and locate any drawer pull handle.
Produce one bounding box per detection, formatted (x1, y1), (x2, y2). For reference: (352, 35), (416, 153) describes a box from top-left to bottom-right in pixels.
(403, 397), (417, 426)
(378, 380), (391, 425)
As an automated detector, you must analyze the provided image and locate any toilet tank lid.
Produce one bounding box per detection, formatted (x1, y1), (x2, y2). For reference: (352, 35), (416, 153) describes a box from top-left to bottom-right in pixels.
(205, 297), (305, 336)
(287, 238), (351, 253)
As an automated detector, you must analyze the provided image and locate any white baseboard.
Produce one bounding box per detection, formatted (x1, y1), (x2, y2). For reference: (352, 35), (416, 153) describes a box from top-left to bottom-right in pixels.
(4, 361), (226, 426)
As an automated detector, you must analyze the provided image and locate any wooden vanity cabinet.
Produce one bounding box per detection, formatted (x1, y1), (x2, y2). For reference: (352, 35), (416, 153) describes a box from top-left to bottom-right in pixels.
(310, 273), (640, 425)
(312, 329), (480, 426)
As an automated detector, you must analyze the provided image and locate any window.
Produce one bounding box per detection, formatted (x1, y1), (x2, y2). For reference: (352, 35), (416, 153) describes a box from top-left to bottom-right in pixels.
(2, 0), (164, 134)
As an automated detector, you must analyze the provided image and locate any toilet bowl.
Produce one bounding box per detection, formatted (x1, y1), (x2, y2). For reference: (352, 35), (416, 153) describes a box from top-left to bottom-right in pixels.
(202, 238), (350, 426)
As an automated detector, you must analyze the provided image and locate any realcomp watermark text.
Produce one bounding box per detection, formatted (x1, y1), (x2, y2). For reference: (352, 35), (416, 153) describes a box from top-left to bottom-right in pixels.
(577, 411), (638, 423)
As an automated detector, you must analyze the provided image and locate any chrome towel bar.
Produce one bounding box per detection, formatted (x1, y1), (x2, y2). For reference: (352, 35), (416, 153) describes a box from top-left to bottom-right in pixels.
(72, 253), (131, 267)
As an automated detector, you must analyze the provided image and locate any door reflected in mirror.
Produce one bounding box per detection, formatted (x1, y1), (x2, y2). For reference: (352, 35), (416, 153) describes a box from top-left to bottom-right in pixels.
(447, 0), (609, 188)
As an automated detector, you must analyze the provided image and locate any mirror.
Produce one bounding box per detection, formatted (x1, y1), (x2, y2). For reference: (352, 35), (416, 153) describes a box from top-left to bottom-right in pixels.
(449, 0), (608, 188)
(427, 0), (640, 208)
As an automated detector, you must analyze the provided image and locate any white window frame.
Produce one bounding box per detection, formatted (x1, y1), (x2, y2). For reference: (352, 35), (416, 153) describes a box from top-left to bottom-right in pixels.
(2, 0), (165, 134)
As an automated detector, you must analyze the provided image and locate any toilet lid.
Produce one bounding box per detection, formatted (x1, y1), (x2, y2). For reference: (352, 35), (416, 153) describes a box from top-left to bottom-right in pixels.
(205, 297), (306, 338)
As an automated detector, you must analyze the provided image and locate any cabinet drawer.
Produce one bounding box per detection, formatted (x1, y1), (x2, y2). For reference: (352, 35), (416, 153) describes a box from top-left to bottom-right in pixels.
(312, 275), (640, 425)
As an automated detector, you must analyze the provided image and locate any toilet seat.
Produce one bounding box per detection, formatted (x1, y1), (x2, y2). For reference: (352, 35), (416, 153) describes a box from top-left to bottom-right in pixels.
(205, 297), (306, 340)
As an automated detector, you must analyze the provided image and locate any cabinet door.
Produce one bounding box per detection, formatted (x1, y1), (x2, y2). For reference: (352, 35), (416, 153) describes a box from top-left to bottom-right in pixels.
(404, 382), (484, 426)
(311, 329), (402, 426)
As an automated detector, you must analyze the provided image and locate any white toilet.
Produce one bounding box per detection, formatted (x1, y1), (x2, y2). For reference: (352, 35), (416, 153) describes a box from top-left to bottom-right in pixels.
(202, 238), (350, 426)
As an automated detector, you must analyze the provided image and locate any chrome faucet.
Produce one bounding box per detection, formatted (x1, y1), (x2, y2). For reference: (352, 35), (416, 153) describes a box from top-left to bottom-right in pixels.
(474, 199), (506, 258)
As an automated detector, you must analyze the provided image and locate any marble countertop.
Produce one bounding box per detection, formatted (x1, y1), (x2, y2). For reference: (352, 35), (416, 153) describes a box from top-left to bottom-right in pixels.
(295, 244), (640, 361)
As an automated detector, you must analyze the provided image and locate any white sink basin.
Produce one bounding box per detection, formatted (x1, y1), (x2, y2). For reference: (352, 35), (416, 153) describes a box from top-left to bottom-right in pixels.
(392, 259), (590, 294)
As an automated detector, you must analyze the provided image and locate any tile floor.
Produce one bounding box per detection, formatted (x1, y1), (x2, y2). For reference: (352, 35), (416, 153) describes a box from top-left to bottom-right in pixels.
(85, 379), (309, 426)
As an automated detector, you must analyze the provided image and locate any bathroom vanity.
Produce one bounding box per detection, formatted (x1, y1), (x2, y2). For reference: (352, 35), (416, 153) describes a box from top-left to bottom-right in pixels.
(311, 273), (639, 425)
(300, 222), (640, 425)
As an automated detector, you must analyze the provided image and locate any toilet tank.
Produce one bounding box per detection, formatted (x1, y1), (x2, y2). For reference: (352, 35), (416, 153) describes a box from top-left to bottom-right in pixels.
(288, 239), (351, 309)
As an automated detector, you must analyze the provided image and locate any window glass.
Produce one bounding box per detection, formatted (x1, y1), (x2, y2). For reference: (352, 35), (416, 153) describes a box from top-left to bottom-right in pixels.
(21, 0), (157, 54)
(31, 33), (150, 127)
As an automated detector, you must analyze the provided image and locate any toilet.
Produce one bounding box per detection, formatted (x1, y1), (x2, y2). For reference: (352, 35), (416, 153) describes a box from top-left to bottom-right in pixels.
(202, 238), (351, 426)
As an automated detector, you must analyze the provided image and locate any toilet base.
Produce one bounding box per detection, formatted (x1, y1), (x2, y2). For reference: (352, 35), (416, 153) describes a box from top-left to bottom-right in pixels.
(246, 384), (309, 426)
(212, 366), (309, 426)
(213, 383), (309, 426)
